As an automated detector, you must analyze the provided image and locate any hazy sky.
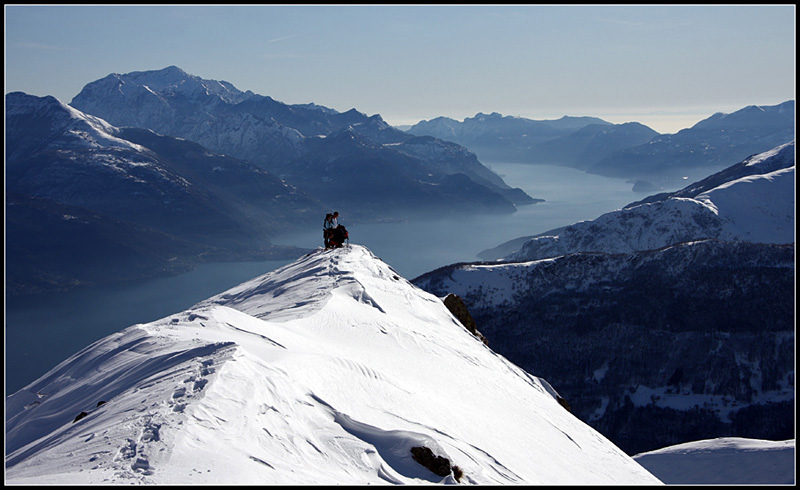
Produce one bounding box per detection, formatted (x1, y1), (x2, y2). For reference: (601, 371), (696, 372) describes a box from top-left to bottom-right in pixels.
(4, 4), (796, 133)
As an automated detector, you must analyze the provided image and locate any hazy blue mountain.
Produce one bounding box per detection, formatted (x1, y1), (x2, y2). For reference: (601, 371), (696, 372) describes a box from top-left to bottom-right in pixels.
(625, 139), (797, 208)
(587, 100), (795, 186)
(69, 66), (336, 168)
(413, 142), (795, 455)
(407, 102), (794, 192)
(532, 122), (659, 169)
(69, 66), (534, 218)
(504, 141), (795, 262)
(6, 192), (208, 296)
(277, 129), (518, 220)
(407, 112), (615, 163)
(5, 92), (319, 295)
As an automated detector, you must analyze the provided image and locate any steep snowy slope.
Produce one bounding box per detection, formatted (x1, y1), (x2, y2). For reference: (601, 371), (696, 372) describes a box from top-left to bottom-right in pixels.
(4, 245), (660, 485)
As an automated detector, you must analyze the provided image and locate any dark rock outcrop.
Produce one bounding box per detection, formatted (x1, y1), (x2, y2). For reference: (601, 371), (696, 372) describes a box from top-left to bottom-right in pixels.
(410, 446), (461, 481)
(443, 293), (488, 345)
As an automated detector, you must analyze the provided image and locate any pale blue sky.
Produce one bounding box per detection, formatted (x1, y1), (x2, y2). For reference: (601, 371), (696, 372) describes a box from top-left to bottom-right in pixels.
(4, 4), (796, 133)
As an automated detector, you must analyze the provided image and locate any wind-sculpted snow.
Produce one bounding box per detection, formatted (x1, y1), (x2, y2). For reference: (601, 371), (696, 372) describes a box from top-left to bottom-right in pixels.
(508, 198), (725, 261)
(4, 245), (661, 485)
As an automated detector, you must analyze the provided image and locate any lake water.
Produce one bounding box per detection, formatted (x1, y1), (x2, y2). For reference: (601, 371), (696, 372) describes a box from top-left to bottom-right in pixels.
(5, 163), (663, 394)
(274, 163), (648, 277)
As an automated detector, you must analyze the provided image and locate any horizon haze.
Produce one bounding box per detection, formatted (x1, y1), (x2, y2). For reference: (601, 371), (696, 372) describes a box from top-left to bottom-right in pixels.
(4, 4), (795, 134)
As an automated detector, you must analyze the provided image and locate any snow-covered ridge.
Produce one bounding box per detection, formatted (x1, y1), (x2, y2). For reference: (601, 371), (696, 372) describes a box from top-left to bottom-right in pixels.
(6, 91), (146, 152)
(507, 141), (795, 261)
(114, 65), (251, 105)
(5, 245), (660, 485)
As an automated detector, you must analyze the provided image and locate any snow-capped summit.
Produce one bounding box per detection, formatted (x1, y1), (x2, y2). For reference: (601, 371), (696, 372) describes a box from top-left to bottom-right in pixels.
(74, 65), (252, 110)
(67, 66), (534, 217)
(4, 245), (660, 485)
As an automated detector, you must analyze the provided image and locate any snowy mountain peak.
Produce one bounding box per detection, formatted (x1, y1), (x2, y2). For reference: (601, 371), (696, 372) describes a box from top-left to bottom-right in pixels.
(69, 66), (254, 130)
(5, 245), (659, 485)
(105, 65), (249, 105)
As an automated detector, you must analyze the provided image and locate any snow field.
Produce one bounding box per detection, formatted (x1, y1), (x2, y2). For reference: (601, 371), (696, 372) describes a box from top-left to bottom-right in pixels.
(6, 245), (662, 484)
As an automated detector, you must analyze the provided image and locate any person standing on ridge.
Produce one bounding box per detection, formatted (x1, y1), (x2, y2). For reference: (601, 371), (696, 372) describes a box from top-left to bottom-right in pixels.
(323, 211), (339, 249)
(323, 213), (333, 248)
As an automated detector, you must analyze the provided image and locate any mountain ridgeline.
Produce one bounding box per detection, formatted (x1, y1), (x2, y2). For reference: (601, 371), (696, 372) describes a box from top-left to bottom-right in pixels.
(407, 112), (657, 169)
(5, 92), (320, 296)
(5, 63), (795, 472)
(408, 102), (795, 190)
(413, 142), (795, 455)
(6, 66), (534, 295)
(68, 65), (535, 218)
(7, 66), (794, 296)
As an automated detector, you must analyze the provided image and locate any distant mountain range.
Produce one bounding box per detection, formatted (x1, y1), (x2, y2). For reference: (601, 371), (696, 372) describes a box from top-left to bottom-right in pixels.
(502, 141), (795, 262)
(69, 66), (535, 220)
(5, 65), (793, 298)
(5, 91), (320, 295)
(587, 101), (795, 185)
(407, 112), (654, 167)
(407, 102), (795, 190)
(6, 66), (539, 295)
(413, 142), (795, 455)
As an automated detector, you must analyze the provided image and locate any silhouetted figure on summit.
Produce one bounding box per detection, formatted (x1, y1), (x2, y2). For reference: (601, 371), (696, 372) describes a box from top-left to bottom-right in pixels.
(323, 211), (347, 249)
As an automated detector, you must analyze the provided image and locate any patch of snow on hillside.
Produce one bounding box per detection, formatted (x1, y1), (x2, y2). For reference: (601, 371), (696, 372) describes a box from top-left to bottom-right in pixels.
(62, 103), (147, 152)
(634, 437), (795, 484)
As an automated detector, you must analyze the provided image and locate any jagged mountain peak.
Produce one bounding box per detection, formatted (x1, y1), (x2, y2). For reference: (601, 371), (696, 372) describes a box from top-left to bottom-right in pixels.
(5, 244), (659, 485)
(472, 111), (505, 120)
(75, 65), (252, 107)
